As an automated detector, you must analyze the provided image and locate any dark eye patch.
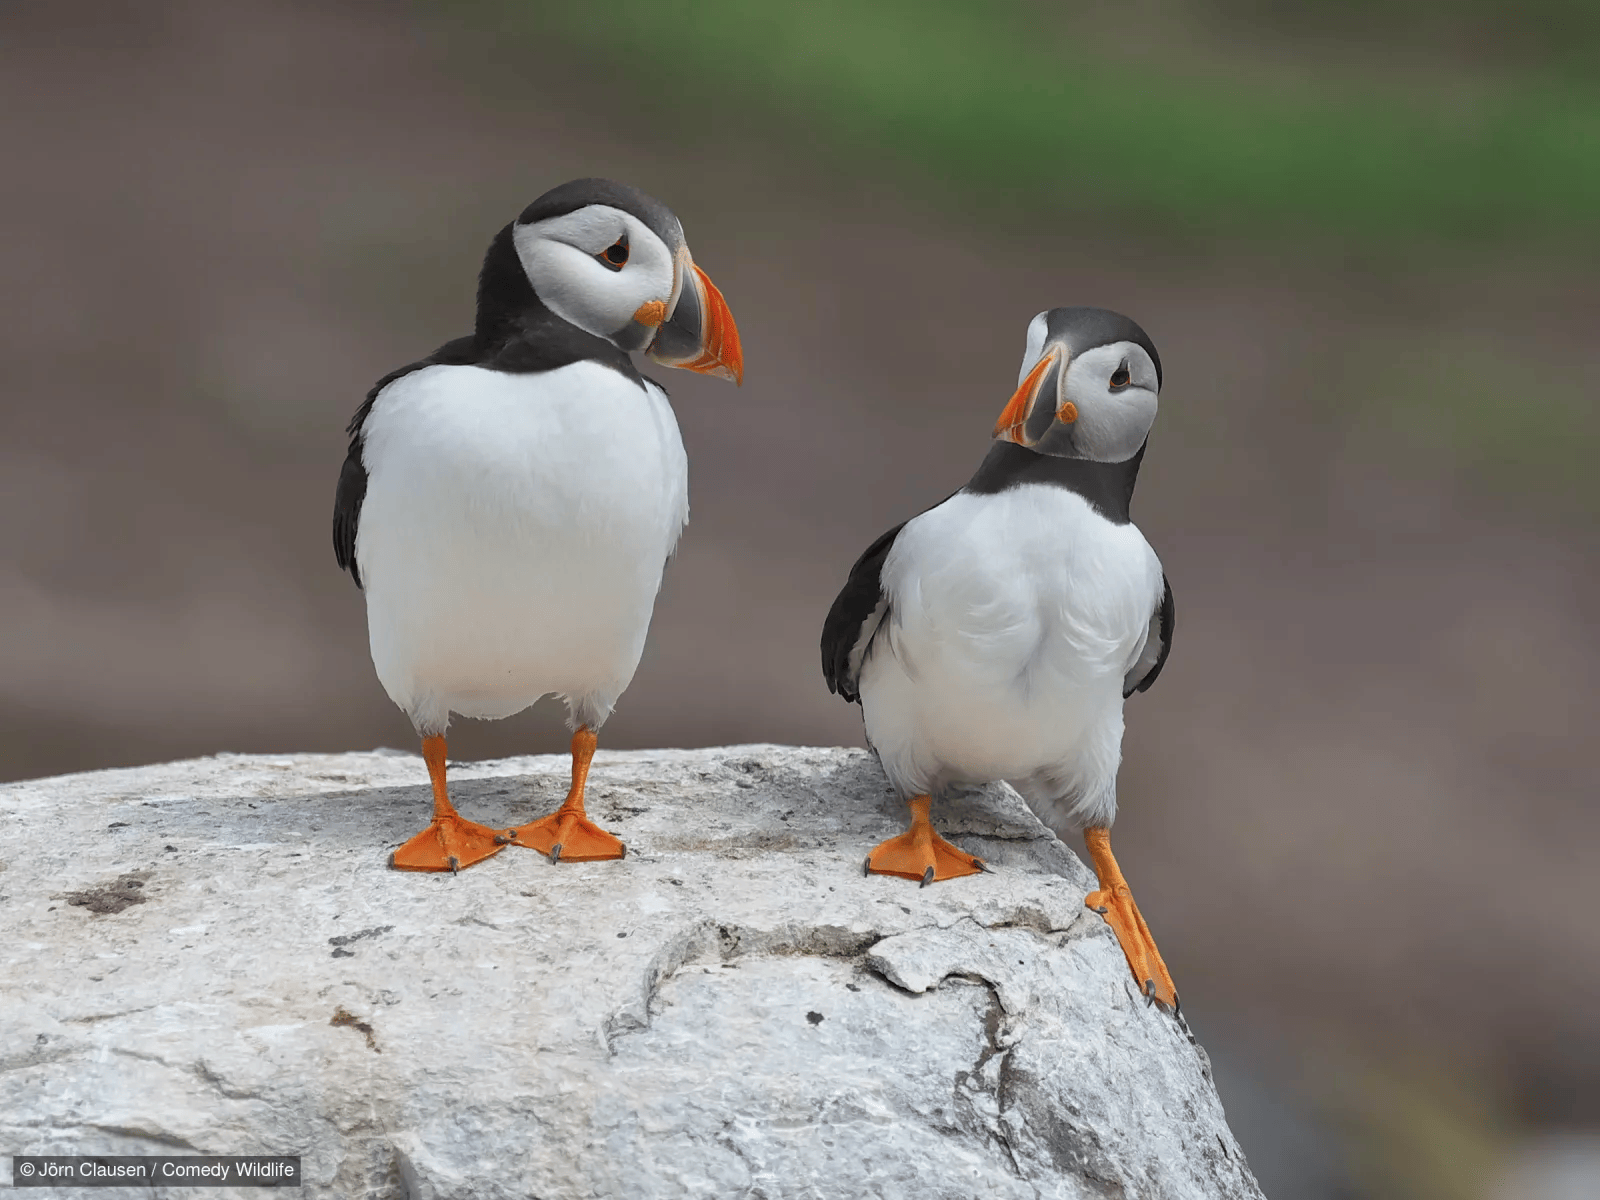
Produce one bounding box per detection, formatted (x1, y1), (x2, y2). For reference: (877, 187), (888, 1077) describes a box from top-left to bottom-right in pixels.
(1109, 360), (1131, 389)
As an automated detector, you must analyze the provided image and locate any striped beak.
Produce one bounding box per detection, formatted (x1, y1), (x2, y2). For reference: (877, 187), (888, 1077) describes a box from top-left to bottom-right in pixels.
(994, 343), (1066, 446)
(646, 248), (744, 384)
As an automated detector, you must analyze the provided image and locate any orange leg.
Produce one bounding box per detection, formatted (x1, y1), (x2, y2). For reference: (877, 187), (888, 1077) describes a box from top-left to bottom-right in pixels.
(390, 736), (507, 873)
(508, 728), (625, 863)
(1083, 826), (1178, 1011)
(865, 795), (986, 886)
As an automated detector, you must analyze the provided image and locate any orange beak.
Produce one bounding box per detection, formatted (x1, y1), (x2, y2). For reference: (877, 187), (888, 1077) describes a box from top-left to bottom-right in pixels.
(646, 257), (744, 385)
(994, 347), (1062, 445)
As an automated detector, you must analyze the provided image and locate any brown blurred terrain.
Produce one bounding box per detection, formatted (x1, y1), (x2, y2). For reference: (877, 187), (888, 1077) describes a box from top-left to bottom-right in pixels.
(2, 2), (1597, 1196)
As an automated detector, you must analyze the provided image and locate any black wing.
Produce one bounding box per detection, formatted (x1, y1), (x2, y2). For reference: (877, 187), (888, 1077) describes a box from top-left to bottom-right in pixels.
(820, 522), (906, 703)
(332, 441), (368, 588)
(332, 336), (477, 590)
(1124, 575), (1175, 698)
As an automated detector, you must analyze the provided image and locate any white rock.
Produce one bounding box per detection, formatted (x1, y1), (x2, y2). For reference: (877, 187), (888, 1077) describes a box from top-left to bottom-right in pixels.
(0, 746), (1262, 1199)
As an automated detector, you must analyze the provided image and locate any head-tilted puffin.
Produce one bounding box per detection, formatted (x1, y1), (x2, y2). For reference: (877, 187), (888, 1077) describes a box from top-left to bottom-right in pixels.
(334, 178), (743, 873)
(821, 307), (1179, 1010)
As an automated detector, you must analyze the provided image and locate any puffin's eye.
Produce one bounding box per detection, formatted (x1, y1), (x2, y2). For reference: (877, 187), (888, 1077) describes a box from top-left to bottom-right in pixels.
(1109, 362), (1131, 389)
(597, 236), (629, 271)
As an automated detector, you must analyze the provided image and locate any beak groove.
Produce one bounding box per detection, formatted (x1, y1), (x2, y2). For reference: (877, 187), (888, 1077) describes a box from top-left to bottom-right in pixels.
(994, 347), (1061, 445)
(647, 257), (744, 385)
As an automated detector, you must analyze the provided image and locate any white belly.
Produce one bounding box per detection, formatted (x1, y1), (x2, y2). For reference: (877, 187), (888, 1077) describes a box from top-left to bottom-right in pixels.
(858, 485), (1162, 829)
(355, 361), (688, 733)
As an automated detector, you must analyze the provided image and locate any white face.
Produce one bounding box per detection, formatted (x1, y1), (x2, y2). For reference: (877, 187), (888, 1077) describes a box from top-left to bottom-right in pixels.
(511, 204), (680, 344)
(1059, 341), (1160, 463)
(1009, 314), (1160, 463)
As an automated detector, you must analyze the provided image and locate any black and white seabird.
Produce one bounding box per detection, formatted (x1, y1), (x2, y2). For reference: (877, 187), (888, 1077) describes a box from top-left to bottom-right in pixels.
(821, 307), (1179, 1009)
(333, 178), (743, 873)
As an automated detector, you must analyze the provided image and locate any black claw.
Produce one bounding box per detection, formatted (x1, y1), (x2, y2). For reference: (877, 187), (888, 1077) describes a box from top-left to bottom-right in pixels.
(863, 856), (872, 876)
(1144, 979), (1157, 1006)
(920, 866), (935, 888)
(448, 856), (460, 874)
(1094, 905), (1109, 915)
(492, 835), (509, 845)
(1173, 997), (1183, 1020)
(387, 851), (396, 870)
(975, 858), (993, 873)
(550, 844), (563, 865)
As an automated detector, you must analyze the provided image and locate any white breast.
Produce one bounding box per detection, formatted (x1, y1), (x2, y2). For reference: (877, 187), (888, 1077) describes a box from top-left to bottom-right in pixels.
(355, 361), (688, 734)
(858, 485), (1162, 830)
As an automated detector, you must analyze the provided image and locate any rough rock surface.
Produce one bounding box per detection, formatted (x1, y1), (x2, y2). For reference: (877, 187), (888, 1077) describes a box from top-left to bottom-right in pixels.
(1, 746), (1262, 1199)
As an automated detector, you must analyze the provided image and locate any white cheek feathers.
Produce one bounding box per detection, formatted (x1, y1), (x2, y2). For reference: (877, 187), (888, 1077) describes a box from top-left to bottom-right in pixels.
(1060, 343), (1160, 464)
(512, 206), (677, 342)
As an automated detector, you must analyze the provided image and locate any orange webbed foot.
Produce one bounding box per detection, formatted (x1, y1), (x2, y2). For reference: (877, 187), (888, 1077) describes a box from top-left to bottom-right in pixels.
(391, 813), (506, 873)
(508, 809), (625, 863)
(506, 727), (624, 863)
(1083, 827), (1178, 1012)
(865, 795), (986, 886)
(390, 735), (507, 873)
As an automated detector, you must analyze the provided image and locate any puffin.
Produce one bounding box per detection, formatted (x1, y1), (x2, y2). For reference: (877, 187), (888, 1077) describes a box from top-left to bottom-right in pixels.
(333, 178), (742, 873)
(820, 307), (1178, 1009)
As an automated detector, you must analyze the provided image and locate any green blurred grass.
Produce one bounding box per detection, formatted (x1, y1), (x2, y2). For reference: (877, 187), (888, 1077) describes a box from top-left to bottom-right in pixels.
(456, 0), (1600, 251)
(1217, 0), (1600, 73)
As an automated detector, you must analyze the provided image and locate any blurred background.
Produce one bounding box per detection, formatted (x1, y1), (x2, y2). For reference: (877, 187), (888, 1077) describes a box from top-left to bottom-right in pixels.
(3, 1), (1596, 1195)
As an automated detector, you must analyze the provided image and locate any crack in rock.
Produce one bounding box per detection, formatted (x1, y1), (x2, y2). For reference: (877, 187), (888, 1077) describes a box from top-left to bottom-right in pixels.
(870, 925), (1142, 1197)
(602, 919), (886, 1051)
(83, 1123), (202, 1151)
(193, 1059), (267, 1102)
(60, 1005), (159, 1026)
(950, 974), (1026, 1180)
(602, 905), (1089, 1058)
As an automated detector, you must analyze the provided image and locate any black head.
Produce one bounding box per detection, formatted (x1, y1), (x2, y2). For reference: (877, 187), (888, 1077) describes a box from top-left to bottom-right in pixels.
(516, 178), (685, 256)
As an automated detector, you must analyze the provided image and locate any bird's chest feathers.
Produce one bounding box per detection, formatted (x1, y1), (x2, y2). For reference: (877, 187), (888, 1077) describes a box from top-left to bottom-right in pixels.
(362, 361), (687, 545)
(884, 486), (1161, 680)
